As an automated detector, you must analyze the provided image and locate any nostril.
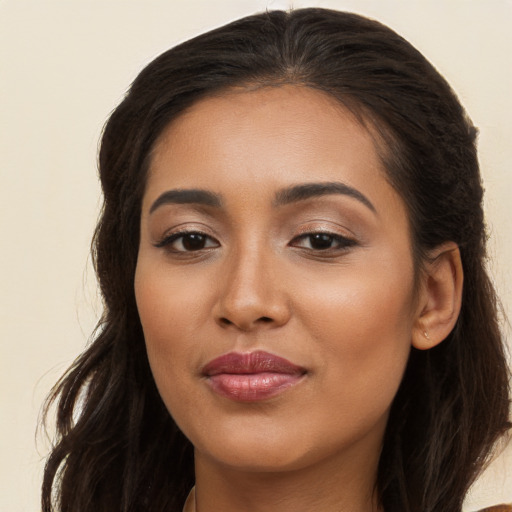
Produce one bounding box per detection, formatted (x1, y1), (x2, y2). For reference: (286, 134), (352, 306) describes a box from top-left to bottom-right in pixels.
(218, 316), (273, 327)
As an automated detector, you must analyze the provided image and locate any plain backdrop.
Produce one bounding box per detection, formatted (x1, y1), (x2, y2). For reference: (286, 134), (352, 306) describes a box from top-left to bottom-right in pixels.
(1, 1), (511, 510)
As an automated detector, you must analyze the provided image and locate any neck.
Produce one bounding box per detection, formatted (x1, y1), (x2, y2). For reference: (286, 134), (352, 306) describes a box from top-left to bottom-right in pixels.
(193, 440), (383, 512)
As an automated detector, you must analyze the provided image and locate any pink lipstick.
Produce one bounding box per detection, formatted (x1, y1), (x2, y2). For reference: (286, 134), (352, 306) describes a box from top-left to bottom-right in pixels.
(202, 351), (306, 402)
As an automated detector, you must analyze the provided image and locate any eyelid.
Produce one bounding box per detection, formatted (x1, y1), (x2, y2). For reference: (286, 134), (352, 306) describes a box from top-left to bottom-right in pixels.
(153, 227), (220, 250)
(287, 220), (360, 255)
(292, 219), (357, 237)
(290, 231), (356, 247)
(152, 219), (219, 241)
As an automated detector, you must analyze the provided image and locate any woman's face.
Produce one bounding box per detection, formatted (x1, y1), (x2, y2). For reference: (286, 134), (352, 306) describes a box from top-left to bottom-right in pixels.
(135, 86), (420, 474)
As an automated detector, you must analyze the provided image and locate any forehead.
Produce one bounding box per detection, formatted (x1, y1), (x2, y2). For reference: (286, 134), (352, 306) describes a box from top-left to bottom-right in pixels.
(151, 86), (374, 167)
(145, 85), (405, 222)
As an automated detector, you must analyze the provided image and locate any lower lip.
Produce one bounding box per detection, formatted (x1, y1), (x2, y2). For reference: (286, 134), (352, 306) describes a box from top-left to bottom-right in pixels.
(207, 372), (304, 402)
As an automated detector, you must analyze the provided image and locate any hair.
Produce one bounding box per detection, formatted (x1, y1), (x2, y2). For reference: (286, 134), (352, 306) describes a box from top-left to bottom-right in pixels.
(42, 8), (510, 512)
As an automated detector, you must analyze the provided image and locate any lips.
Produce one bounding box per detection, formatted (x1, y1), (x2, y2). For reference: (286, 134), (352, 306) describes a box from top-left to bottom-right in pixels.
(202, 351), (306, 402)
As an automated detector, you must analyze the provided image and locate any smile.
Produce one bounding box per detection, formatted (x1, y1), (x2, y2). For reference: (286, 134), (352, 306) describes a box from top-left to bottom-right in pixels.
(202, 350), (307, 402)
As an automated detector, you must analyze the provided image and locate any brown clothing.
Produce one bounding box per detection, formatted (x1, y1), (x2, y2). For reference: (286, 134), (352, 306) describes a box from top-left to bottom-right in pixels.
(478, 507), (512, 512)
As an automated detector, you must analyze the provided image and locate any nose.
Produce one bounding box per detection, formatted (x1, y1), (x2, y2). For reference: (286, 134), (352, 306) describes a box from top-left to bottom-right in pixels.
(213, 249), (291, 331)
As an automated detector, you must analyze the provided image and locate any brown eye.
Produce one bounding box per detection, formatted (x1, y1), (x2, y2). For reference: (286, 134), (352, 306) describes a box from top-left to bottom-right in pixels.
(155, 231), (220, 252)
(290, 232), (357, 251)
(181, 233), (208, 251)
(308, 233), (336, 250)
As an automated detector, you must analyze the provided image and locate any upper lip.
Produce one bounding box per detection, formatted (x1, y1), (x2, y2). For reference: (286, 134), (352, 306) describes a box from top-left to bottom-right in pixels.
(202, 350), (306, 376)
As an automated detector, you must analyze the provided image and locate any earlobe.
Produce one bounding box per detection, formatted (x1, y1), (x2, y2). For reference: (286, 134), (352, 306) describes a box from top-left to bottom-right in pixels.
(412, 242), (463, 350)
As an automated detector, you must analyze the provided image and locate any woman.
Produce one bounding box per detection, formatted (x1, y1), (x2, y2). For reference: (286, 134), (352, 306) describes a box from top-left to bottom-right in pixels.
(42, 8), (511, 512)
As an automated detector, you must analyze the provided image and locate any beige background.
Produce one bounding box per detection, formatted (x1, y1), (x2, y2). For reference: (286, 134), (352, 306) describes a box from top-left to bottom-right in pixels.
(1, 0), (510, 510)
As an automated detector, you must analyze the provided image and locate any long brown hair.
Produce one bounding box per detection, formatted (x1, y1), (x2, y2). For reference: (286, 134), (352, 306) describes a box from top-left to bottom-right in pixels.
(42, 8), (510, 512)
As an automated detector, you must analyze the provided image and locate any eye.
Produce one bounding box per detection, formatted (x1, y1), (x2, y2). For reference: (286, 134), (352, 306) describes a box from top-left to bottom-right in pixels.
(290, 232), (356, 251)
(155, 231), (220, 252)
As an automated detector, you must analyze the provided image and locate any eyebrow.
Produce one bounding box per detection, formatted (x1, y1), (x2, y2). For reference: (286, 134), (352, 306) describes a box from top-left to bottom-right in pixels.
(273, 182), (376, 213)
(149, 181), (376, 215)
(149, 188), (222, 214)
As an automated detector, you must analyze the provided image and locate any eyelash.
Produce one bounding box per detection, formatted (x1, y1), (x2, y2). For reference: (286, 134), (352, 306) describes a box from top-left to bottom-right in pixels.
(154, 230), (357, 254)
(154, 230), (219, 252)
(289, 232), (357, 252)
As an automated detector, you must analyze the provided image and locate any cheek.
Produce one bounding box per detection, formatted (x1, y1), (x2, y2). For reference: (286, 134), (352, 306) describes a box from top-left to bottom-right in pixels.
(135, 257), (211, 338)
(134, 262), (201, 390)
(295, 259), (415, 404)
(134, 258), (230, 433)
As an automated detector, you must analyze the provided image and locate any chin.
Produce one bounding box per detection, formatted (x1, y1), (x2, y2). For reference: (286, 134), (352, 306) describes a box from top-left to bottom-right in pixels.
(183, 397), (392, 481)
(185, 417), (311, 472)
(198, 442), (316, 474)
(189, 415), (378, 476)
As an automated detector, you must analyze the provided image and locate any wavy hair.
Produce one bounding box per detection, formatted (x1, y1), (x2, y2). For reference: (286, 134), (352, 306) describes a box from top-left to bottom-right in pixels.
(42, 8), (510, 512)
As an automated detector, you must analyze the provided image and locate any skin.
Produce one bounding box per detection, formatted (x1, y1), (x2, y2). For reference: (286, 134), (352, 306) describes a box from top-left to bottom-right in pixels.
(135, 85), (462, 512)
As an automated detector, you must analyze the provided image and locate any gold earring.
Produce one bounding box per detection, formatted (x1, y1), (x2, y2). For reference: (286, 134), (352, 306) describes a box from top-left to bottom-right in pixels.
(423, 330), (430, 340)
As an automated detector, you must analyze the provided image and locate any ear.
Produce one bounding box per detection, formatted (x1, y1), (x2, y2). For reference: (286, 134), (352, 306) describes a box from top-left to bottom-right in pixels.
(412, 242), (463, 350)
